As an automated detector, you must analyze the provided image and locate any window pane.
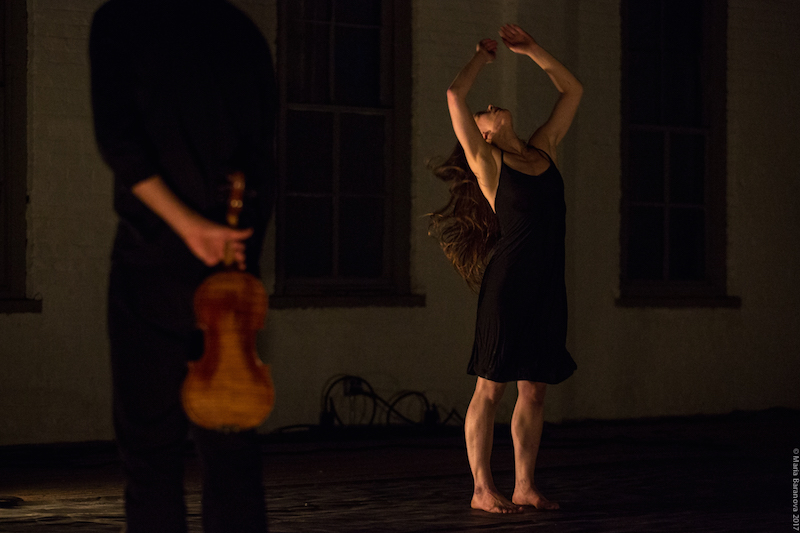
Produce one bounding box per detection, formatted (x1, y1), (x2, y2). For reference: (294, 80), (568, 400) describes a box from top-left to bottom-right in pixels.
(670, 133), (705, 205)
(669, 208), (705, 280)
(663, 53), (702, 127)
(628, 206), (664, 280)
(286, 110), (333, 193)
(628, 49), (661, 124)
(340, 113), (385, 194)
(288, 0), (332, 21)
(284, 197), (333, 277)
(663, 11), (703, 125)
(339, 197), (384, 277)
(335, 0), (382, 25)
(627, 1), (661, 124)
(663, 0), (703, 126)
(287, 22), (330, 103)
(663, 0), (703, 50)
(627, 0), (661, 51)
(334, 26), (381, 105)
(629, 131), (664, 203)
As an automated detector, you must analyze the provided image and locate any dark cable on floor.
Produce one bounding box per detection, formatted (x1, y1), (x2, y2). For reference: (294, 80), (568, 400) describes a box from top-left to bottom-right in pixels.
(270, 374), (465, 434)
(318, 374), (465, 429)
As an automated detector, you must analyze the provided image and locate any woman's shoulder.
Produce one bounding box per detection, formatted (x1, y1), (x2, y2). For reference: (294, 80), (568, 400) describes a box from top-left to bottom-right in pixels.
(501, 145), (553, 177)
(526, 131), (557, 166)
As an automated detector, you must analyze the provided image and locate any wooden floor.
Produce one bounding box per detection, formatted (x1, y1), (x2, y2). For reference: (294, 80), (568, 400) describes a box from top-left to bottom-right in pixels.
(0, 409), (796, 532)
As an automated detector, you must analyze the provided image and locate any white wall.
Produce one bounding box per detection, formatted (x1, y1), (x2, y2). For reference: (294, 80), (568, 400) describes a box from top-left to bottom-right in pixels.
(0, 0), (114, 445)
(558, 0), (800, 419)
(0, 0), (797, 446)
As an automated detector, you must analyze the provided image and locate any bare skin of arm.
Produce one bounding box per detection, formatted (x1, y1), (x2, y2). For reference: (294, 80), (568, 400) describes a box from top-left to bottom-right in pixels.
(499, 24), (583, 161)
(131, 175), (252, 269)
(445, 39), (503, 210)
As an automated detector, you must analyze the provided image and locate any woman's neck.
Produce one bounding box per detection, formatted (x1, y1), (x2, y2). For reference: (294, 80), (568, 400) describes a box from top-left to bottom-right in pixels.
(493, 132), (527, 156)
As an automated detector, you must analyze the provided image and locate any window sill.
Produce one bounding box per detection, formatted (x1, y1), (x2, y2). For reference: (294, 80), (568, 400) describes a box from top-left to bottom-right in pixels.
(269, 293), (426, 309)
(0, 299), (43, 314)
(615, 295), (741, 309)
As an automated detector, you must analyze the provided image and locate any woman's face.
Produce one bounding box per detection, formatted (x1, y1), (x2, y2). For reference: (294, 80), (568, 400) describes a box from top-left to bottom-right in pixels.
(474, 105), (510, 143)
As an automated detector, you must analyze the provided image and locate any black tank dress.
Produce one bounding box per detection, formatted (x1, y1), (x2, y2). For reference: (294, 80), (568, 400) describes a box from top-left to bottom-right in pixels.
(467, 149), (577, 384)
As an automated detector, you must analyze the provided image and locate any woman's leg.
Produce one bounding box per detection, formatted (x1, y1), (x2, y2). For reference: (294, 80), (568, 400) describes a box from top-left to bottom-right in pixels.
(511, 381), (559, 509)
(465, 377), (522, 513)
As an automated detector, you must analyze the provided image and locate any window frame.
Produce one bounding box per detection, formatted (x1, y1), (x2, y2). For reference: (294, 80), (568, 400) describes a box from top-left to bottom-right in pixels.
(272, 0), (421, 308)
(0, 0), (39, 314)
(618, 0), (739, 308)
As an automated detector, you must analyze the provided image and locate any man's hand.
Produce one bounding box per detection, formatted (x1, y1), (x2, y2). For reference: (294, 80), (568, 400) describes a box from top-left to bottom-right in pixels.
(180, 214), (253, 269)
(131, 175), (252, 269)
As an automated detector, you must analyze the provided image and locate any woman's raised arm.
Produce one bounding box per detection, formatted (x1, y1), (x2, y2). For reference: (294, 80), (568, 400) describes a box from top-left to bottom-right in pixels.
(500, 24), (583, 155)
(446, 39), (500, 191)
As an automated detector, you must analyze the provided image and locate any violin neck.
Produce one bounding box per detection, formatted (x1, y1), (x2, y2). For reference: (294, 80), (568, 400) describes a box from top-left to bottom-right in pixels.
(223, 242), (235, 268)
(226, 172), (246, 228)
(223, 172), (246, 268)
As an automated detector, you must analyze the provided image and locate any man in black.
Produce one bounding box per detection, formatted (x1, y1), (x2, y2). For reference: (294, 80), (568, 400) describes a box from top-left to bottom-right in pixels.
(90, 1), (276, 531)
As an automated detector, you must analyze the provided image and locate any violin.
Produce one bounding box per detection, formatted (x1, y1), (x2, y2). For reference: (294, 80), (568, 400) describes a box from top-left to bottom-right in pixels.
(181, 172), (274, 431)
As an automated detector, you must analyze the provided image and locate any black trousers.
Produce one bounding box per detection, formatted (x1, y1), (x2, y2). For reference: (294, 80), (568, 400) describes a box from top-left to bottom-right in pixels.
(108, 261), (268, 533)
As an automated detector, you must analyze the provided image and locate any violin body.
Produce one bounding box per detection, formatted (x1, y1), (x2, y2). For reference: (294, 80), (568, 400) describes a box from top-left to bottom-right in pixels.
(181, 172), (274, 431)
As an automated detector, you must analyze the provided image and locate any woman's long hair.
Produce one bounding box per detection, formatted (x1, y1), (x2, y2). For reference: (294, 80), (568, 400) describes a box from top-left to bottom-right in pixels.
(428, 143), (500, 291)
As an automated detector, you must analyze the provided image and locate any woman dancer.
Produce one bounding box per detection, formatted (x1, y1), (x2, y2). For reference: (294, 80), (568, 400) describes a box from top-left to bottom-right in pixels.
(430, 24), (582, 513)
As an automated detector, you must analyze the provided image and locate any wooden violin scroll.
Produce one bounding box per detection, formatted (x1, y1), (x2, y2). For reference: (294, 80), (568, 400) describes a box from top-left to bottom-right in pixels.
(181, 171), (275, 432)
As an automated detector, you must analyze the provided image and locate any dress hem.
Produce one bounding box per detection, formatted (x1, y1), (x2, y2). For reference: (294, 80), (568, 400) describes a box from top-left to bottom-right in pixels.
(466, 365), (576, 385)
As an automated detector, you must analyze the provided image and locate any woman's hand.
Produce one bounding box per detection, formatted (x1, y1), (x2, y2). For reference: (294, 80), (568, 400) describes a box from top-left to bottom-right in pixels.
(476, 38), (498, 63)
(499, 24), (537, 55)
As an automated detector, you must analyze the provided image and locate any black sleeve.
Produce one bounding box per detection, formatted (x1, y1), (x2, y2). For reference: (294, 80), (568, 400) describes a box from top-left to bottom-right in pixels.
(89, 4), (161, 190)
(259, 37), (278, 151)
(257, 31), (278, 193)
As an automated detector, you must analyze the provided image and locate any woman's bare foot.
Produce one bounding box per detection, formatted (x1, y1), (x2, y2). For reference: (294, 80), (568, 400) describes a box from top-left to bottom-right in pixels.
(471, 487), (524, 513)
(512, 486), (560, 510)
